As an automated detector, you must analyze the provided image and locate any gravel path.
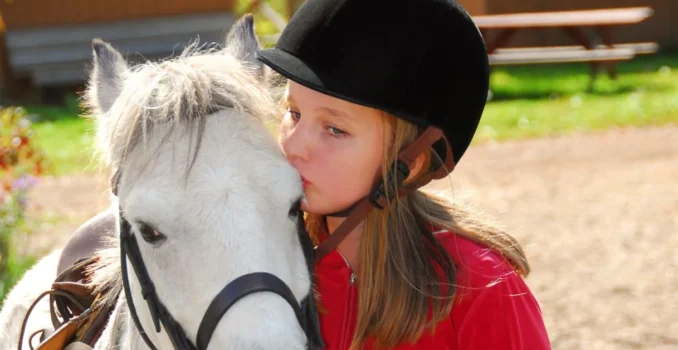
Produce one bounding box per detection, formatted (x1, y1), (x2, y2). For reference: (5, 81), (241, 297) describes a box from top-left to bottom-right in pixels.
(429, 125), (678, 349)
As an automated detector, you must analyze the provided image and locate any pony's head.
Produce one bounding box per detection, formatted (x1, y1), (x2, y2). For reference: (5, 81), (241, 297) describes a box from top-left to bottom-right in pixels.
(85, 16), (312, 349)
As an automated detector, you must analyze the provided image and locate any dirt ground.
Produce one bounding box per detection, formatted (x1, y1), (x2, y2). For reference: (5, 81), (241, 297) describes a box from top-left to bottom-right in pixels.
(19, 125), (678, 349)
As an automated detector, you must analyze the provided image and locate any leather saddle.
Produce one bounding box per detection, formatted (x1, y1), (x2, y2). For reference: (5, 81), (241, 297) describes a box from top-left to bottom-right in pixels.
(56, 210), (117, 276)
(19, 210), (118, 350)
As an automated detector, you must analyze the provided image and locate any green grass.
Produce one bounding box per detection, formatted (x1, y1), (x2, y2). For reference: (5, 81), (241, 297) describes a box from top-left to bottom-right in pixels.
(235, 0), (293, 44)
(0, 214), (77, 305)
(476, 53), (678, 142)
(17, 50), (678, 175)
(23, 96), (98, 175)
(0, 250), (36, 306)
(32, 118), (97, 175)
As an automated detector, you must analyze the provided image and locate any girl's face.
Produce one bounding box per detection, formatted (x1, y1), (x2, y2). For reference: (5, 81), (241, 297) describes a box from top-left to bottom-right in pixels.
(279, 81), (390, 214)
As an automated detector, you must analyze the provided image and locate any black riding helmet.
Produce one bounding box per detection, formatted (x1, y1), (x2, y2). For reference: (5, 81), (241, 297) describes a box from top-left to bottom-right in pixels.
(256, 0), (490, 259)
(256, 0), (489, 166)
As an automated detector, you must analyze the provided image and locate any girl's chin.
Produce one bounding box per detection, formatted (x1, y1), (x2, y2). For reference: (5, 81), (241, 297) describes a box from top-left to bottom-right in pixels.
(301, 188), (366, 216)
(300, 198), (311, 213)
(301, 200), (360, 216)
(300, 196), (330, 215)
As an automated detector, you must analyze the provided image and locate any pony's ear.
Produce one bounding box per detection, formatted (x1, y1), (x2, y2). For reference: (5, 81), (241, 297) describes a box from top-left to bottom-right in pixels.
(225, 14), (265, 75)
(87, 39), (129, 114)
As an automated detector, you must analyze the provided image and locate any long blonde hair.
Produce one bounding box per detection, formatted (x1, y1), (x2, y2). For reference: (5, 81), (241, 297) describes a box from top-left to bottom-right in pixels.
(304, 112), (530, 349)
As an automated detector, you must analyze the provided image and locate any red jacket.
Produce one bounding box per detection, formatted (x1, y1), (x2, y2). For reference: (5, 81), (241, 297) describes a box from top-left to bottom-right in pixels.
(314, 230), (551, 349)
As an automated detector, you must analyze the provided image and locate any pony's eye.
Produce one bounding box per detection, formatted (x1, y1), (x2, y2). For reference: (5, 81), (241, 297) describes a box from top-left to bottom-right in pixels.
(137, 222), (166, 245)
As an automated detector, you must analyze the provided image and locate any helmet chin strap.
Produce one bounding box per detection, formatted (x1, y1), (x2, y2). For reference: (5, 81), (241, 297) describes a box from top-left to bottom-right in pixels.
(315, 126), (455, 261)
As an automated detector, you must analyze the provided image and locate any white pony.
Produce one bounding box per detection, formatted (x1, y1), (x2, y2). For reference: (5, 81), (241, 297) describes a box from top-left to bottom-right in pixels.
(0, 16), (317, 350)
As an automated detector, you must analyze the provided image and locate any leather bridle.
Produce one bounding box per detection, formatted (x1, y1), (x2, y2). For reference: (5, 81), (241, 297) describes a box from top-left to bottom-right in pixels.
(111, 171), (324, 350)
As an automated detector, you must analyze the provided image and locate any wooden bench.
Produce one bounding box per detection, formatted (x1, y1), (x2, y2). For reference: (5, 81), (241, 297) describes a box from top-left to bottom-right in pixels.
(488, 42), (658, 90)
(491, 42), (659, 56)
(4, 12), (236, 87)
(489, 47), (635, 65)
(474, 7), (657, 89)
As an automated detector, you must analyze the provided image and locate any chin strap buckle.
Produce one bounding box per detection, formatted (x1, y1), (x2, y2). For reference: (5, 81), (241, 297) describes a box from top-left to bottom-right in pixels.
(369, 160), (410, 209)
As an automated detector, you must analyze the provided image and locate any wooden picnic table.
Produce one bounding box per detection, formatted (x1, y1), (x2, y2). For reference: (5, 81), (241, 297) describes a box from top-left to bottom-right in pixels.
(473, 7), (656, 83)
(474, 7), (654, 30)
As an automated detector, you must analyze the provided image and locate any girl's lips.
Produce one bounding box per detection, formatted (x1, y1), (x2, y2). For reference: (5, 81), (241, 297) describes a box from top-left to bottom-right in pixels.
(301, 176), (311, 188)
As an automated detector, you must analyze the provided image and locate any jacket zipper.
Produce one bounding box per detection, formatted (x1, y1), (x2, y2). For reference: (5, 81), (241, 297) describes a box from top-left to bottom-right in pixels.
(338, 251), (358, 349)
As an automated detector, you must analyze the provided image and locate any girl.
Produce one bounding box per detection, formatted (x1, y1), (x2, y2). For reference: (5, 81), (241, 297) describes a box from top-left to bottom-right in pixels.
(255, 0), (551, 349)
(62, 0), (551, 348)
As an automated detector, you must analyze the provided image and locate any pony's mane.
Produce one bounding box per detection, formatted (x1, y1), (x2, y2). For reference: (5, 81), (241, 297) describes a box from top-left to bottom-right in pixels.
(88, 235), (123, 313)
(82, 42), (280, 311)
(84, 41), (279, 171)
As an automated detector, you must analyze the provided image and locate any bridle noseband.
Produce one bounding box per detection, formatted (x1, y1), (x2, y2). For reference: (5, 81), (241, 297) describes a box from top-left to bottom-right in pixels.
(112, 171), (324, 350)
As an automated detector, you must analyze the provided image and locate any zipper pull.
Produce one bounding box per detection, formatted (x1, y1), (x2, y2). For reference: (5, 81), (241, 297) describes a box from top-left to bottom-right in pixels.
(349, 273), (358, 285)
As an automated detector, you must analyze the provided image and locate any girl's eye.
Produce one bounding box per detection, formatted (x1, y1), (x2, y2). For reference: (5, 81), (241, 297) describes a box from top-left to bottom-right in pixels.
(327, 126), (346, 137)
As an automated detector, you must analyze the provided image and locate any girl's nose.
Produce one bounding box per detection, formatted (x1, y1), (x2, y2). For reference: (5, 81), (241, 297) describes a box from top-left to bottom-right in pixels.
(281, 120), (311, 164)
